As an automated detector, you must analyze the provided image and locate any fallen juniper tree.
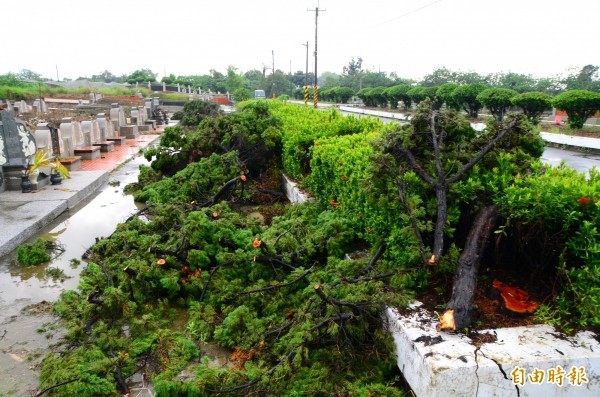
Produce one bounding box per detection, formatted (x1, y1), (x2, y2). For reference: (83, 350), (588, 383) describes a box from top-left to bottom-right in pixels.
(38, 101), (411, 396)
(373, 100), (545, 329)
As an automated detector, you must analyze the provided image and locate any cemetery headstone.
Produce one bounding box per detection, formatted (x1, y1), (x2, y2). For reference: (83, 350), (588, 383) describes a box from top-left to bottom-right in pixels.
(34, 123), (54, 155)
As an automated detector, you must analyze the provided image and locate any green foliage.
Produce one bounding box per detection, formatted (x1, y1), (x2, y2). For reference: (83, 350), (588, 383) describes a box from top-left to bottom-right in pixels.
(436, 83), (460, 110)
(357, 87), (375, 107)
(45, 266), (69, 281)
(40, 346), (117, 396)
(370, 86), (388, 107)
(171, 100), (222, 126)
(126, 69), (157, 84)
(41, 196), (410, 395)
(269, 101), (385, 179)
(384, 84), (412, 109)
(552, 89), (600, 129)
(406, 86), (427, 106)
(511, 91), (554, 124)
(452, 83), (489, 118)
(17, 238), (51, 266)
(476, 87), (518, 120)
(232, 87), (252, 102)
(320, 86), (355, 103)
(133, 151), (242, 204)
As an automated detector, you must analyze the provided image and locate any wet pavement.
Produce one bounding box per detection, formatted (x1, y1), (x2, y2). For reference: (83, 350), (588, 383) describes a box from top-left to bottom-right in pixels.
(0, 133), (161, 395)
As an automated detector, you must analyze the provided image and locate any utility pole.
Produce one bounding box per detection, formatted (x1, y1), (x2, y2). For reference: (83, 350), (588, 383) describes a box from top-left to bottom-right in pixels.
(308, 4), (325, 108)
(272, 50), (276, 99)
(302, 41), (309, 106)
(289, 59), (293, 98)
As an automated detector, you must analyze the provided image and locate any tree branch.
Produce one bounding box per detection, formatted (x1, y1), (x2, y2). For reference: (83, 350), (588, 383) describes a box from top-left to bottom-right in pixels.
(231, 267), (313, 300)
(448, 118), (519, 184)
(199, 260), (234, 302)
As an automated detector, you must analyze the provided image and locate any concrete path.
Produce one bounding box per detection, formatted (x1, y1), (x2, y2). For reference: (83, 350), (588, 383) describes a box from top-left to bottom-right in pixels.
(0, 134), (161, 257)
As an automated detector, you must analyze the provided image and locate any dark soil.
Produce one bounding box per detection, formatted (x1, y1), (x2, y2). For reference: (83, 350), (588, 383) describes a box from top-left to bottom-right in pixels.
(414, 263), (555, 331)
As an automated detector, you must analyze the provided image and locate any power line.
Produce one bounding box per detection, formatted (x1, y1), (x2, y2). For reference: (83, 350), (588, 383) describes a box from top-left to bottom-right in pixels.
(379, 0), (444, 25)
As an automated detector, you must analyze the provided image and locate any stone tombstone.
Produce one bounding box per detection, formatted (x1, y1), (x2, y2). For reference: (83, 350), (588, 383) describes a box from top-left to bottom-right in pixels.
(81, 120), (93, 146)
(0, 110), (37, 168)
(107, 118), (115, 138)
(119, 109), (126, 129)
(34, 123), (53, 155)
(109, 103), (122, 133)
(89, 92), (96, 104)
(130, 109), (139, 125)
(91, 119), (101, 143)
(177, 83), (180, 93)
(97, 113), (108, 141)
(189, 94), (194, 101)
(144, 99), (153, 119)
(32, 99), (48, 113)
(139, 106), (147, 124)
(163, 82), (166, 91)
(72, 121), (84, 147)
(152, 97), (160, 107)
(59, 117), (74, 157)
(19, 100), (29, 114)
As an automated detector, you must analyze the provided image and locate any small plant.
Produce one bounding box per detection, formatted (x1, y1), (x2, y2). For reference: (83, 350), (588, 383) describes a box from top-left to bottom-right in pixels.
(45, 267), (69, 282)
(17, 238), (52, 266)
(26, 149), (71, 179)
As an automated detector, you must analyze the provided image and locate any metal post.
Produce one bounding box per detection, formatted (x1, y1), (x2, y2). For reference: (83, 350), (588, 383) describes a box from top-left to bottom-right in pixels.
(313, 7), (318, 108)
(302, 41), (309, 106)
(272, 50), (276, 99)
(308, 5), (325, 108)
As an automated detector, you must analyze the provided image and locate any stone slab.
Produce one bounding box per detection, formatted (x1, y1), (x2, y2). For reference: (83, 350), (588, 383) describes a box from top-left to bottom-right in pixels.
(386, 305), (600, 397)
(120, 125), (139, 139)
(93, 141), (115, 152)
(0, 170), (108, 257)
(0, 200), (67, 257)
(61, 157), (82, 171)
(74, 146), (101, 160)
(106, 137), (127, 145)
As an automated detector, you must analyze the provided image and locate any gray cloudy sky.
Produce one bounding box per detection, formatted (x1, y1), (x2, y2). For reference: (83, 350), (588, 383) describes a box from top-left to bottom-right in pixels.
(3, 0), (599, 81)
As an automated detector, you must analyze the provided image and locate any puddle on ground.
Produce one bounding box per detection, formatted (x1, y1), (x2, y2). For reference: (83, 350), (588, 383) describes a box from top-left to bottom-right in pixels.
(0, 147), (153, 394)
(126, 341), (233, 396)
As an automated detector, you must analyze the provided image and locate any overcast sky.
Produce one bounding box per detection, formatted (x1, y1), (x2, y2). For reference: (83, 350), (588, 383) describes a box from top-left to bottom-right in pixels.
(3, 0), (599, 82)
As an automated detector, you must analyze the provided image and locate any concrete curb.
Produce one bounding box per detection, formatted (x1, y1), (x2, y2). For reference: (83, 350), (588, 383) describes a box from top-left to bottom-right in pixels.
(0, 170), (109, 257)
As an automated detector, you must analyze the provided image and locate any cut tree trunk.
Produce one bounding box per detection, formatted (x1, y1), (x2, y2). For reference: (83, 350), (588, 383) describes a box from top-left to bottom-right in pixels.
(439, 205), (498, 331)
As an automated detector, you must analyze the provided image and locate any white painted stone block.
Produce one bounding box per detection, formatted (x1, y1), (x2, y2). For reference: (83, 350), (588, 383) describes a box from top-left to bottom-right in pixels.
(386, 305), (600, 397)
(281, 173), (314, 204)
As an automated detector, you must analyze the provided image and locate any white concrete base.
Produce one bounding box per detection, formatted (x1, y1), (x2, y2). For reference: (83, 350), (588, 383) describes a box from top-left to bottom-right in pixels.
(386, 304), (600, 397)
(281, 173), (315, 204)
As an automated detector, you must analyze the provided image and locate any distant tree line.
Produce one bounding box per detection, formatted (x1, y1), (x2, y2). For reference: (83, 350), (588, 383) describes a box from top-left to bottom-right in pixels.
(2, 63), (599, 125)
(3, 61), (598, 98)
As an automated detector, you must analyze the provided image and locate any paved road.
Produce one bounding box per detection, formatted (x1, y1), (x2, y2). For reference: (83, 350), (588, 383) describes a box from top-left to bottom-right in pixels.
(541, 146), (600, 175)
(338, 107), (600, 174)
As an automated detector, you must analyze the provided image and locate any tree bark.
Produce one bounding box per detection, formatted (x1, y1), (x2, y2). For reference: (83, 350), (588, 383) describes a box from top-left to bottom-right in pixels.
(431, 185), (448, 263)
(442, 205), (498, 330)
